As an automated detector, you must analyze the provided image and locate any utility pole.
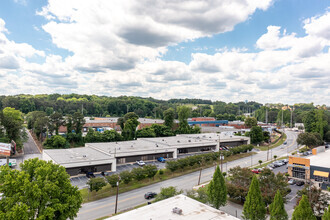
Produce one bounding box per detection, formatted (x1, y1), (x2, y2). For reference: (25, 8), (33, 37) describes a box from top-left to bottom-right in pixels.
(265, 108), (268, 124)
(251, 153), (253, 167)
(290, 107), (293, 128)
(220, 153), (224, 172)
(115, 176), (120, 214)
(281, 109), (284, 128)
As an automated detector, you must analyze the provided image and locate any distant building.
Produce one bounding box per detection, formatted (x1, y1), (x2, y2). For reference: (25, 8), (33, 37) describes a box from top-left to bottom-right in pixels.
(107, 194), (239, 220)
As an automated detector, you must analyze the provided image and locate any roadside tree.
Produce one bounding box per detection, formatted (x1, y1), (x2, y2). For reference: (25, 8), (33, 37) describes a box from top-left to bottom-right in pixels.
(0, 158), (82, 220)
(269, 190), (288, 220)
(292, 195), (316, 220)
(207, 165), (227, 209)
(87, 177), (107, 192)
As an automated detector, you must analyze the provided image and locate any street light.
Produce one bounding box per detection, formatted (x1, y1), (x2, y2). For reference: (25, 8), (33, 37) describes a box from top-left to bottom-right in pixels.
(220, 153), (224, 172)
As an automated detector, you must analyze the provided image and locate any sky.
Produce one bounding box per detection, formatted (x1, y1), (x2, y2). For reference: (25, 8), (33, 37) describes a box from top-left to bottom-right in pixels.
(0, 0), (329, 105)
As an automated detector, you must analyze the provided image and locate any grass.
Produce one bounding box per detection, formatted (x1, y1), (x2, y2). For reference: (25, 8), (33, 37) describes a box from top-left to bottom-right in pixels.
(80, 152), (256, 203)
(257, 133), (287, 151)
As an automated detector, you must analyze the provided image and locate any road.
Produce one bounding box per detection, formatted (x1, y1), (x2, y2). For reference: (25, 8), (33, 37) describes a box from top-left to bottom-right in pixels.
(76, 130), (299, 220)
(23, 129), (41, 154)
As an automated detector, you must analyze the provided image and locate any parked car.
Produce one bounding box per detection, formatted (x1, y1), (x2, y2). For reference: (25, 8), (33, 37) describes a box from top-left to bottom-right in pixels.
(303, 152), (309, 156)
(268, 164), (276, 169)
(288, 179), (295, 185)
(296, 181), (305, 186)
(283, 141), (287, 145)
(251, 168), (262, 174)
(281, 159), (289, 164)
(144, 192), (157, 199)
(86, 172), (95, 178)
(325, 144), (329, 149)
(136, 160), (146, 166)
(157, 157), (166, 163)
(266, 165), (273, 170)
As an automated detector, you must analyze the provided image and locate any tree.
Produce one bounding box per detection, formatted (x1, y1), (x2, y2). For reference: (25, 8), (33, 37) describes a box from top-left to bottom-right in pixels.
(292, 195), (316, 220)
(0, 107), (26, 150)
(163, 108), (175, 129)
(207, 165), (227, 209)
(117, 117), (125, 130)
(131, 167), (146, 181)
(143, 165), (158, 180)
(244, 117), (257, 128)
(242, 175), (266, 220)
(297, 132), (323, 149)
(49, 112), (65, 135)
(258, 160), (262, 166)
(43, 135), (69, 149)
(249, 126), (264, 144)
(151, 124), (175, 137)
(226, 166), (254, 203)
(297, 186), (330, 217)
(120, 171), (133, 184)
(0, 158), (82, 220)
(176, 106), (191, 133)
(323, 204), (330, 220)
(136, 127), (156, 138)
(106, 174), (120, 188)
(269, 190), (288, 220)
(33, 115), (49, 142)
(87, 177), (107, 192)
(122, 118), (139, 140)
(155, 186), (182, 202)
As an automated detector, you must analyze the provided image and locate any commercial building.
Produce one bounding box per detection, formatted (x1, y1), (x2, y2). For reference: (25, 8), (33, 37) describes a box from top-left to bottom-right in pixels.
(108, 194), (239, 220)
(43, 133), (250, 176)
(43, 147), (116, 176)
(288, 146), (330, 189)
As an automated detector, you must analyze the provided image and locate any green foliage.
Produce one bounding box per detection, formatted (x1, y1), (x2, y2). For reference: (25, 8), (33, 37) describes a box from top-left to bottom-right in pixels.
(131, 167), (146, 181)
(136, 127), (156, 138)
(87, 177), (107, 192)
(297, 186), (330, 218)
(43, 135), (70, 149)
(207, 166), (227, 209)
(323, 204), (330, 220)
(269, 190), (288, 220)
(242, 175), (266, 220)
(227, 166), (254, 203)
(292, 195), (316, 220)
(117, 117), (125, 130)
(297, 132), (323, 149)
(244, 117), (257, 128)
(186, 186), (209, 204)
(163, 108), (175, 128)
(106, 174), (120, 188)
(121, 112), (140, 140)
(49, 112), (65, 135)
(150, 124), (175, 137)
(249, 126), (264, 144)
(84, 128), (123, 143)
(0, 158), (82, 220)
(120, 171), (133, 184)
(176, 106), (191, 133)
(303, 109), (328, 139)
(0, 107), (26, 149)
(155, 186), (182, 202)
(143, 165), (158, 179)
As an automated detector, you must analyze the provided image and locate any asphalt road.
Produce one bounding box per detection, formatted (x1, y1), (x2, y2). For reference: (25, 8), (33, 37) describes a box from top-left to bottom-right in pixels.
(76, 130), (299, 220)
(23, 129), (41, 154)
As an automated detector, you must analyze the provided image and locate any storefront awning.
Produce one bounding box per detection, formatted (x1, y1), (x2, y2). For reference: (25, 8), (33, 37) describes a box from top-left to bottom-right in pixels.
(313, 170), (329, 178)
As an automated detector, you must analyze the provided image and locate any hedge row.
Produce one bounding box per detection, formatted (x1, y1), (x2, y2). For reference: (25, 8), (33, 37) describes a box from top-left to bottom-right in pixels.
(166, 144), (254, 172)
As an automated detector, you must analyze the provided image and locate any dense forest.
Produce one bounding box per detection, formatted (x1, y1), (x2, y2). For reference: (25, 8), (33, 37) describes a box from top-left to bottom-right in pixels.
(0, 94), (262, 119)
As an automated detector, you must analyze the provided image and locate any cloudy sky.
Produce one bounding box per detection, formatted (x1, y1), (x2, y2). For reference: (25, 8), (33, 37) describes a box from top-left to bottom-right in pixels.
(0, 0), (329, 105)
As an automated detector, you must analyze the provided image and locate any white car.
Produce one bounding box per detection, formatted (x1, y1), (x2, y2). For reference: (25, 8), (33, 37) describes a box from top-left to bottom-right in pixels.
(136, 160), (145, 166)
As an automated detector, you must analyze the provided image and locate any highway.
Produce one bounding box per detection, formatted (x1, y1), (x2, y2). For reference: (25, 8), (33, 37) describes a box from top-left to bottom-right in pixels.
(76, 130), (299, 220)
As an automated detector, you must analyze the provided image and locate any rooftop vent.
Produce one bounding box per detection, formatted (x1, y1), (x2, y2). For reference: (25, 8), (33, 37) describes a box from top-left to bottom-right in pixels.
(177, 140), (180, 143)
(83, 155), (87, 158)
(172, 207), (182, 215)
(131, 145), (133, 148)
(188, 140), (191, 142)
(156, 144), (158, 147)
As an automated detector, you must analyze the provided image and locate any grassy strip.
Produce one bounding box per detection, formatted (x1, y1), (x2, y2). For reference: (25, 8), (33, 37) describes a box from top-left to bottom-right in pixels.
(80, 152), (256, 203)
(257, 133), (287, 151)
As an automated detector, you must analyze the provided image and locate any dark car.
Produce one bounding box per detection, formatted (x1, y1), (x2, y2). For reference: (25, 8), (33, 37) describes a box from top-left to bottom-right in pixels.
(86, 172), (95, 178)
(144, 192), (157, 199)
(296, 181), (305, 186)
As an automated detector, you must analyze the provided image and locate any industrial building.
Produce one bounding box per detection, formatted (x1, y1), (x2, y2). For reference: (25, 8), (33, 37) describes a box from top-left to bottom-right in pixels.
(43, 133), (250, 176)
(288, 146), (330, 189)
(108, 194), (239, 220)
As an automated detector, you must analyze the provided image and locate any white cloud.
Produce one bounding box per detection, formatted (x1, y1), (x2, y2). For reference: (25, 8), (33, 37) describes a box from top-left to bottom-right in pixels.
(0, 2), (329, 105)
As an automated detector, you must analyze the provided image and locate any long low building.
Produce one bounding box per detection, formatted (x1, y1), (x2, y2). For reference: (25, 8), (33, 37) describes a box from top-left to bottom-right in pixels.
(43, 133), (250, 176)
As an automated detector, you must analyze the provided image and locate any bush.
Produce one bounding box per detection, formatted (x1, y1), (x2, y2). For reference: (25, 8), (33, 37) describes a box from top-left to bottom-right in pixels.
(131, 167), (146, 181)
(159, 169), (164, 175)
(155, 186), (183, 202)
(106, 174), (120, 188)
(43, 135), (70, 149)
(143, 165), (158, 179)
(166, 161), (179, 172)
(120, 171), (133, 184)
(87, 177), (107, 192)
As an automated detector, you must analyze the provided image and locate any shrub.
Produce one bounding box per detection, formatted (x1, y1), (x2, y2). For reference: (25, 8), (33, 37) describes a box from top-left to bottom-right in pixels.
(87, 177), (107, 192)
(131, 167), (146, 181)
(106, 174), (120, 188)
(120, 171), (133, 184)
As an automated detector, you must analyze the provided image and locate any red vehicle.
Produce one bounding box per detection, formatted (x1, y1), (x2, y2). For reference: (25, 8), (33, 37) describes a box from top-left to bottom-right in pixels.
(251, 168), (262, 174)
